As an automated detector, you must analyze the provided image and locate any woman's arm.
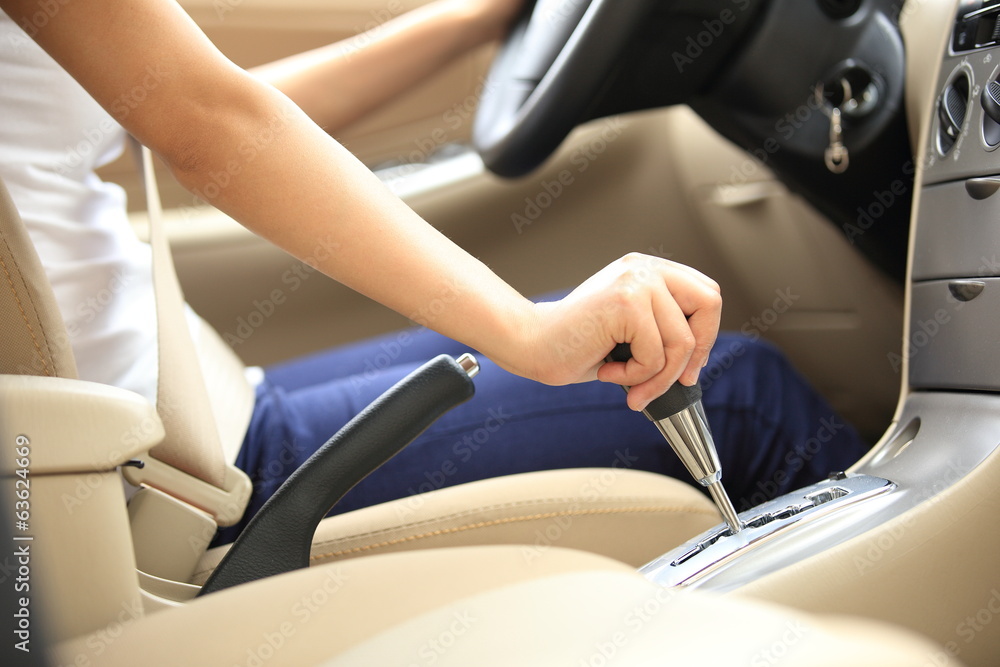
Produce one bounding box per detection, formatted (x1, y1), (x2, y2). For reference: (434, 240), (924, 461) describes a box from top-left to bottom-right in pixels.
(0, 0), (720, 411)
(251, 0), (524, 130)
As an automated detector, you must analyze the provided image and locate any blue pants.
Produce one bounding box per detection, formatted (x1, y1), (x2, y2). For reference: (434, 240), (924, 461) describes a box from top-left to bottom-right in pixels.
(218, 329), (869, 545)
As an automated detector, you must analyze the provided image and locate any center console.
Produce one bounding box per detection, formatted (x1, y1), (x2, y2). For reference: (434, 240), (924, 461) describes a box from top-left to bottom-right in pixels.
(640, 3), (1000, 663)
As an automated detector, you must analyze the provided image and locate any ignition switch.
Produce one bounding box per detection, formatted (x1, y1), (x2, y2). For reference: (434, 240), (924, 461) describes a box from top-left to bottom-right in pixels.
(820, 62), (882, 118)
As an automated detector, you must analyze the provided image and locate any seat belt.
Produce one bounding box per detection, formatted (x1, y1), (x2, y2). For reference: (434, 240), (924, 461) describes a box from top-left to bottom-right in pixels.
(122, 145), (251, 529)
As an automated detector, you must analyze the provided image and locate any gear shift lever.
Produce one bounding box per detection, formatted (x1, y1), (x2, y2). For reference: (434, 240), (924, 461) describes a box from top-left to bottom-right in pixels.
(607, 343), (743, 533)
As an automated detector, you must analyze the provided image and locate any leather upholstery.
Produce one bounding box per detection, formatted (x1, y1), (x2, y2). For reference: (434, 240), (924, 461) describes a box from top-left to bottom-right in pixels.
(194, 467), (731, 583)
(57, 546), (957, 667)
(0, 179), (78, 380)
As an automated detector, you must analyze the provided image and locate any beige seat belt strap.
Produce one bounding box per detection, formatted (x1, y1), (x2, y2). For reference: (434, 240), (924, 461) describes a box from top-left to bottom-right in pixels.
(122, 145), (250, 527)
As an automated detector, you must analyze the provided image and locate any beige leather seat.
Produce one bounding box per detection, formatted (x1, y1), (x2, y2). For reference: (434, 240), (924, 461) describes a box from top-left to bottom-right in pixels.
(0, 177), (961, 665)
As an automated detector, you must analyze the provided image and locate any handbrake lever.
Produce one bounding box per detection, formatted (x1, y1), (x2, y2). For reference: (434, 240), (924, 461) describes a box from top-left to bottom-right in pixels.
(199, 353), (480, 596)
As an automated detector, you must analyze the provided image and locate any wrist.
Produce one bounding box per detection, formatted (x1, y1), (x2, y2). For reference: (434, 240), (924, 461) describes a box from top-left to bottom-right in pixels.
(476, 295), (543, 380)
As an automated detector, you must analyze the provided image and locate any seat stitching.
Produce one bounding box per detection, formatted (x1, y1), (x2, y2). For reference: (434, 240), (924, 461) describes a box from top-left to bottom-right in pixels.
(0, 239), (52, 376)
(308, 505), (715, 562)
(190, 500), (715, 582)
(314, 495), (711, 542)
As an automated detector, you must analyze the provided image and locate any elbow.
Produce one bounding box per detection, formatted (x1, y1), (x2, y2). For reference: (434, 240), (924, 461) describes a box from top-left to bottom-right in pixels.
(141, 74), (301, 201)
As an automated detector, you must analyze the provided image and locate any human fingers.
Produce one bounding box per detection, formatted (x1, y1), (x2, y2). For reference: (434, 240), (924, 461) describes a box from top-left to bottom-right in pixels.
(664, 259), (722, 295)
(595, 291), (668, 400)
(623, 285), (698, 410)
(663, 269), (722, 386)
(596, 259), (721, 404)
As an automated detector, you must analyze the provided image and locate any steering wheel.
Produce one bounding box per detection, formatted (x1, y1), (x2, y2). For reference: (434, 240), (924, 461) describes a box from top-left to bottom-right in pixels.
(473, 0), (660, 178)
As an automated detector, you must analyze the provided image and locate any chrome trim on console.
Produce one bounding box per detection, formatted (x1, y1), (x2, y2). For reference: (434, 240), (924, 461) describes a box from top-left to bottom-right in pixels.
(640, 391), (1000, 592)
(641, 475), (895, 589)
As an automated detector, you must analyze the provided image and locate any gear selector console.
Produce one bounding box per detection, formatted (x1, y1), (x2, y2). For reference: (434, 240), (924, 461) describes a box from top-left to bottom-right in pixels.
(641, 474), (895, 591)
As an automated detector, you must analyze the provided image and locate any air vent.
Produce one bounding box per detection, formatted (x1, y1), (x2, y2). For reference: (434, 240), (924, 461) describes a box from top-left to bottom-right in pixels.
(938, 71), (971, 155)
(953, 0), (1000, 52)
(982, 79), (1000, 146)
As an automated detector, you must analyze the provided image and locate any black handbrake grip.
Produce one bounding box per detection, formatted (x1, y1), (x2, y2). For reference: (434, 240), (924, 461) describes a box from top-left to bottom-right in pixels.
(606, 342), (702, 420)
(199, 354), (478, 596)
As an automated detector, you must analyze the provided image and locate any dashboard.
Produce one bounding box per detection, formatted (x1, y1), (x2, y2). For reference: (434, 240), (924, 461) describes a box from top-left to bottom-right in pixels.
(910, 0), (1000, 391)
(637, 5), (1000, 663)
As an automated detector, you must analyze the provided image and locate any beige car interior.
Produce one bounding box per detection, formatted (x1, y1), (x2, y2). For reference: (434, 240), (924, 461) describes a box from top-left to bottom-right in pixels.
(0, 0), (993, 664)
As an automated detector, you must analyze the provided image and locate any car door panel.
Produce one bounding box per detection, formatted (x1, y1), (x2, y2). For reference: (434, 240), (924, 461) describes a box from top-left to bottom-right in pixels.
(99, 0), (492, 209)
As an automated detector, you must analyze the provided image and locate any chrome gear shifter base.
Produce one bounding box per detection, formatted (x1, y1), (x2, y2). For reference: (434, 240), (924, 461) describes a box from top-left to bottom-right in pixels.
(641, 474), (895, 590)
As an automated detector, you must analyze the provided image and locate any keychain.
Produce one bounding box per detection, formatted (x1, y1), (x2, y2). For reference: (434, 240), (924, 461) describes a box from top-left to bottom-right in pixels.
(825, 106), (849, 173)
(816, 79), (851, 174)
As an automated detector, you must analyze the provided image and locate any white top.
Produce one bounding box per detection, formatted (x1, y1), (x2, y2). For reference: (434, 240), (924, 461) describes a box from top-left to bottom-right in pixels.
(1, 13), (163, 402)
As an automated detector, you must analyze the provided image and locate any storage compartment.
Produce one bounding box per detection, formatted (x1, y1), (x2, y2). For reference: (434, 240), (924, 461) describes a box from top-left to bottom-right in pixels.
(909, 278), (1000, 390)
(912, 180), (1000, 281)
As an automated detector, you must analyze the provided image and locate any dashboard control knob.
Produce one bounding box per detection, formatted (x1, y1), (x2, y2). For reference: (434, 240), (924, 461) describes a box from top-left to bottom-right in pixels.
(982, 80), (1000, 147)
(981, 80), (1000, 124)
(940, 84), (968, 140)
(937, 71), (971, 154)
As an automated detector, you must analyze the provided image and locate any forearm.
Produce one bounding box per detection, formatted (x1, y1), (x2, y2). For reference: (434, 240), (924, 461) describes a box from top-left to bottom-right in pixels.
(166, 79), (533, 367)
(250, 1), (498, 131)
(0, 0), (528, 365)
(3, 0), (721, 406)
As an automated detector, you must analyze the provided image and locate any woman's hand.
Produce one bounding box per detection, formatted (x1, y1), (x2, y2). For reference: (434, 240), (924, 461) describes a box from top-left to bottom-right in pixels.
(496, 254), (722, 412)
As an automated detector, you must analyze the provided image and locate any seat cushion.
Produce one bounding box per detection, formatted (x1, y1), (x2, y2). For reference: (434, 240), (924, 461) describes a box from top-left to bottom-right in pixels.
(327, 571), (958, 667)
(57, 545), (960, 666)
(57, 545), (635, 665)
(191, 467), (721, 584)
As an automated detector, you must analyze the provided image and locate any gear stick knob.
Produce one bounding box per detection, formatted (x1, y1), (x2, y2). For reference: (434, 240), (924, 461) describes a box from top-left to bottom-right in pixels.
(606, 343), (743, 533)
